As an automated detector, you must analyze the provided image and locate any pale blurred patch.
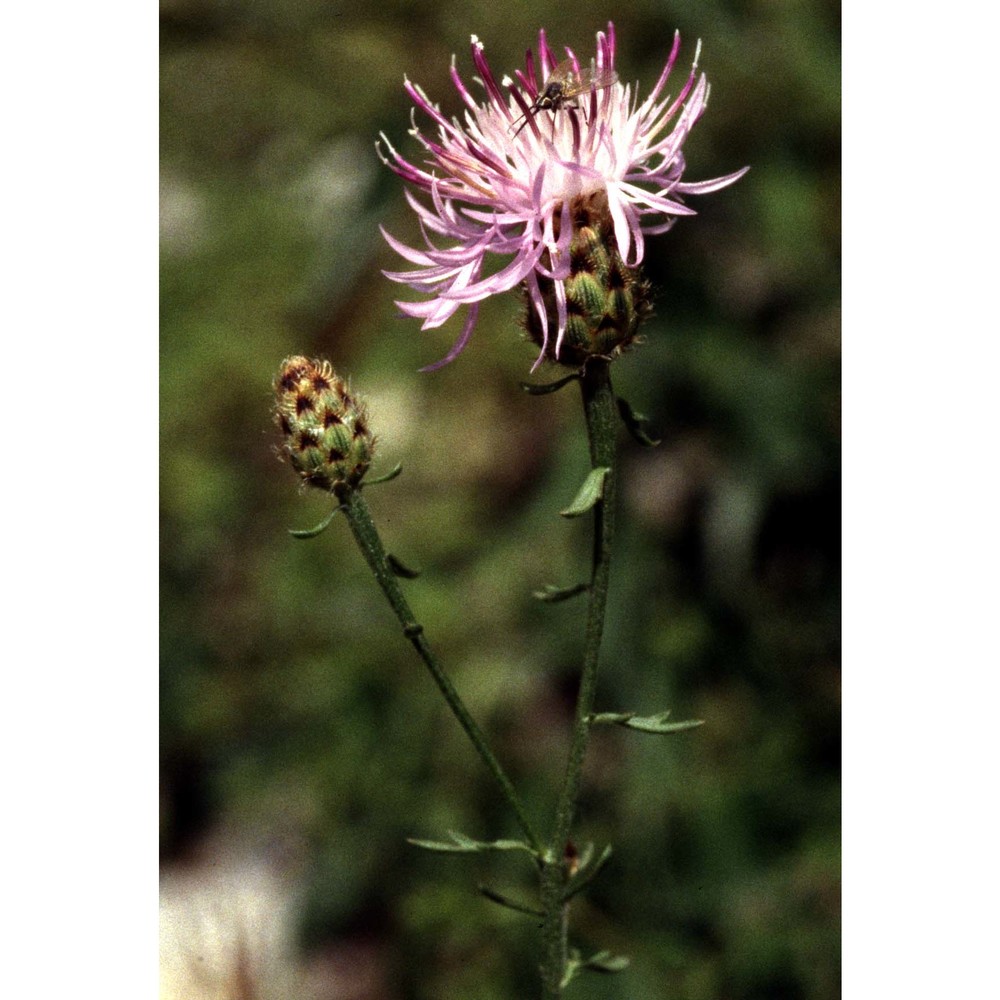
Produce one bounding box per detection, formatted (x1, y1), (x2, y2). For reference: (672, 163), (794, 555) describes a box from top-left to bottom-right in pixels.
(159, 854), (303, 1000)
(160, 169), (210, 259)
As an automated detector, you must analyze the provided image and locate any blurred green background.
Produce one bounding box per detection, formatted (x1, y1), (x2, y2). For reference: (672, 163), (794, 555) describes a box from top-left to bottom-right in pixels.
(160, 0), (839, 997)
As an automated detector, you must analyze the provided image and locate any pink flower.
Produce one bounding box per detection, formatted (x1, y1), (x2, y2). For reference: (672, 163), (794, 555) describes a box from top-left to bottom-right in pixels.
(379, 23), (748, 370)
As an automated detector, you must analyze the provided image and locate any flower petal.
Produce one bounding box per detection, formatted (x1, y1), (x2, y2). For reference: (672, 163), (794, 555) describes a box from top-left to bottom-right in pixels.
(380, 24), (747, 369)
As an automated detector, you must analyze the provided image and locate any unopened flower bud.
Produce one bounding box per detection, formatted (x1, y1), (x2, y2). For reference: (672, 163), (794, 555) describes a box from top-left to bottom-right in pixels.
(523, 192), (652, 368)
(274, 356), (375, 492)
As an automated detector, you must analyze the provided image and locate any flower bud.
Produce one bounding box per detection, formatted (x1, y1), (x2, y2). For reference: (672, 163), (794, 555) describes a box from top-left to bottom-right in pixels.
(274, 356), (375, 492)
(523, 192), (652, 367)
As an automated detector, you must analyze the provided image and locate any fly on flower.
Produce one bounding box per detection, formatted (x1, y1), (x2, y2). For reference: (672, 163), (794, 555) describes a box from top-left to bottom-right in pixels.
(379, 23), (748, 370)
(510, 58), (619, 137)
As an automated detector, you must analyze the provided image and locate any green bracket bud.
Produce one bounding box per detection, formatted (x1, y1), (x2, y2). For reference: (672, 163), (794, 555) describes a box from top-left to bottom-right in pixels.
(589, 710), (704, 734)
(522, 192), (652, 367)
(274, 356), (376, 493)
(560, 467), (610, 518)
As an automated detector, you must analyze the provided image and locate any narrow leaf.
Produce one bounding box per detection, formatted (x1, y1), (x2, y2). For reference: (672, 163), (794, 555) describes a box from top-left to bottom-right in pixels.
(387, 553), (421, 579)
(560, 953), (583, 990)
(560, 467), (610, 518)
(288, 505), (342, 539)
(364, 461), (404, 486)
(407, 837), (476, 853)
(617, 396), (661, 446)
(589, 712), (635, 726)
(590, 710), (705, 734)
(407, 831), (538, 857)
(520, 372), (580, 395)
(532, 582), (589, 603)
(583, 950), (631, 974)
(478, 885), (544, 917)
(624, 715), (704, 734)
(563, 843), (613, 902)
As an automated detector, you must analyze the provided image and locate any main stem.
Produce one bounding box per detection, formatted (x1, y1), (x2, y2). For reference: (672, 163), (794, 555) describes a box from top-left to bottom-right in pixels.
(338, 485), (543, 854)
(539, 359), (618, 997)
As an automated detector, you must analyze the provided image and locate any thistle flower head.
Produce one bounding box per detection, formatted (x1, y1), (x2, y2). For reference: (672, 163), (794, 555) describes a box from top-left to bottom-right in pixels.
(379, 22), (748, 370)
(274, 356), (375, 493)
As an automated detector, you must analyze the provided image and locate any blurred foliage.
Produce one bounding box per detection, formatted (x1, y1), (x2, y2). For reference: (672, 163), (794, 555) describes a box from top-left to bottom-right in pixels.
(161, 0), (839, 997)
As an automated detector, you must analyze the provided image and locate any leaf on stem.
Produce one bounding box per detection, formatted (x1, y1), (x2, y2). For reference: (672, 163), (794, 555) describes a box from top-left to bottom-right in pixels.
(288, 505), (343, 539)
(532, 582), (589, 602)
(589, 710), (704, 734)
(563, 843), (613, 902)
(387, 553), (421, 578)
(561, 946), (631, 988)
(363, 461), (404, 486)
(520, 372), (581, 395)
(616, 396), (662, 447)
(407, 830), (539, 858)
(581, 950), (631, 974)
(560, 467), (610, 518)
(478, 884), (544, 917)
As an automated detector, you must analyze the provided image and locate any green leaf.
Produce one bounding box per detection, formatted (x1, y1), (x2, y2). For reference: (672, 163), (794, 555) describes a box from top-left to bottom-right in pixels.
(560, 467), (610, 518)
(520, 372), (580, 395)
(589, 710), (704, 734)
(532, 582), (589, 603)
(563, 843), (613, 902)
(478, 884), (544, 917)
(387, 553), (420, 579)
(288, 505), (342, 539)
(407, 830), (538, 857)
(582, 950), (630, 974)
(558, 946), (629, 988)
(560, 951), (584, 990)
(364, 461), (403, 486)
(617, 396), (661, 447)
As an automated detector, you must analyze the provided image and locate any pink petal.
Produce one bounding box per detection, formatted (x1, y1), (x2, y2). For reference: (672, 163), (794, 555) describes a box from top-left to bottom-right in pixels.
(419, 303), (480, 370)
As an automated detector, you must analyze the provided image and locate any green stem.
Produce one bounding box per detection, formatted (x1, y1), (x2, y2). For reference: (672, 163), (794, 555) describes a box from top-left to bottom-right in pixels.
(539, 359), (618, 998)
(337, 485), (543, 855)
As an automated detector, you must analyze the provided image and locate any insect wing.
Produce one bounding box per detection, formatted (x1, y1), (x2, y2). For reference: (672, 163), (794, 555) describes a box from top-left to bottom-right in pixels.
(556, 62), (619, 101)
(510, 59), (618, 136)
(543, 58), (579, 89)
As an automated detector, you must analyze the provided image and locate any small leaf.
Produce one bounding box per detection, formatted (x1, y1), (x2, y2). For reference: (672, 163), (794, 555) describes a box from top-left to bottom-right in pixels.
(582, 950), (630, 974)
(387, 553), (420, 578)
(563, 843), (613, 902)
(478, 885), (544, 917)
(590, 710), (704, 734)
(560, 951), (583, 990)
(520, 372), (580, 395)
(288, 505), (342, 539)
(589, 711), (634, 726)
(617, 396), (661, 447)
(364, 462), (404, 486)
(407, 831), (478, 853)
(560, 467), (610, 518)
(532, 582), (589, 603)
(407, 831), (538, 857)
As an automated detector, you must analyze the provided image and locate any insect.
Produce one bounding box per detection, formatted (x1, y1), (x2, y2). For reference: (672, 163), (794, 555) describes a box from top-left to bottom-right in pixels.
(510, 58), (619, 137)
